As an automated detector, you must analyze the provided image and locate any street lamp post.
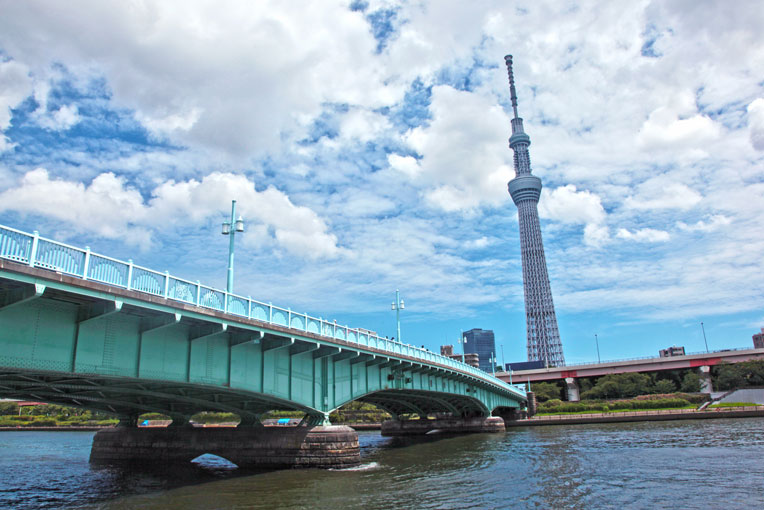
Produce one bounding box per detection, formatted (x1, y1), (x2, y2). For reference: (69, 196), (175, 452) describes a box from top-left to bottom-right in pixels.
(595, 333), (601, 363)
(490, 352), (496, 376)
(458, 332), (466, 363)
(221, 200), (244, 294)
(391, 289), (404, 343)
(700, 322), (709, 353)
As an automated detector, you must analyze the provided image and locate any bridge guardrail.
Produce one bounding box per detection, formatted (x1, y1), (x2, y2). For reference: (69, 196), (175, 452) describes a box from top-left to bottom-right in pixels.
(549, 347), (759, 369)
(0, 224), (523, 397)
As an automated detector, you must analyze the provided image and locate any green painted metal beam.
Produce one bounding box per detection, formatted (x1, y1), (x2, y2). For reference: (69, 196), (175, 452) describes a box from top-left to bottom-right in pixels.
(313, 345), (340, 359)
(190, 323), (227, 342)
(333, 350), (360, 362)
(365, 356), (389, 367)
(141, 313), (182, 334)
(0, 283), (45, 311)
(289, 341), (319, 355)
(77, 299), (123, 325)
(262, 335), (293, 352)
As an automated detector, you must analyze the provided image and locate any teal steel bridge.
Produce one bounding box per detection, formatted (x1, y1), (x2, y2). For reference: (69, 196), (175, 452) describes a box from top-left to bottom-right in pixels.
(0, 224), (526, 426)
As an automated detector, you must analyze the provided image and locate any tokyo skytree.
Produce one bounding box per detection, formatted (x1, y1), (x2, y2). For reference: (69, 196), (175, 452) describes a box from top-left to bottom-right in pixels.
(504, 55), (565, 367)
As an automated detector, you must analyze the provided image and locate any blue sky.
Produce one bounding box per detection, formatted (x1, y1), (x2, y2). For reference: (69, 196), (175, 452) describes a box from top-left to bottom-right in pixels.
(1, 0), (763, 366)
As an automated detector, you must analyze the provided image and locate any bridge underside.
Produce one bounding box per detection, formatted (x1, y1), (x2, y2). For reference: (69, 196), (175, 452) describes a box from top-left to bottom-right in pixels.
(0, 368), (502, 425)
(0, 368), (302, 425)
(358, 390), (488, 418)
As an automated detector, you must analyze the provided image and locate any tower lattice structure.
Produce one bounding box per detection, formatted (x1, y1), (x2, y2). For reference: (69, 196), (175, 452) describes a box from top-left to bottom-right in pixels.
(504, 55), (565, 367)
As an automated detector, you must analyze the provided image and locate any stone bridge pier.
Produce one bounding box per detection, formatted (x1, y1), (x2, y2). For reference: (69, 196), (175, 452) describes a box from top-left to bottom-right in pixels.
(90, 425), (360, 469)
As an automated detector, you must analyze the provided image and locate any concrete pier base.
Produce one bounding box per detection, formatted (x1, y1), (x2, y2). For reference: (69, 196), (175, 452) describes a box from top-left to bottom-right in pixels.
(380, 416), (505, 436)
(90, 425), (360, 469)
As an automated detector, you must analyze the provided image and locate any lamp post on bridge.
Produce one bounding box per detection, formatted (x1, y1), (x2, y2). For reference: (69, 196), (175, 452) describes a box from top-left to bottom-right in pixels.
(700, 322), (709, 353)
(594, 333), (601, 363)
(391, 290), (404, 343)
(458, 332), (467, 363)
(221, 200), (244, 294)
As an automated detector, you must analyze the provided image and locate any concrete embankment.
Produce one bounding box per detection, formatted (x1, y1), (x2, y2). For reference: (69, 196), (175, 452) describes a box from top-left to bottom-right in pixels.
(507, 405), (764, 427)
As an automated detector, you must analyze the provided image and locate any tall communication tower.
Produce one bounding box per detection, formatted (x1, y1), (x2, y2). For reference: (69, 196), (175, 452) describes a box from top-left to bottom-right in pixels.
(504, 55), (565, 367)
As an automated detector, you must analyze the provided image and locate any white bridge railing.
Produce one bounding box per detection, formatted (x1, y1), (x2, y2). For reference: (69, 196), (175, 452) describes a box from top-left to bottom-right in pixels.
(0, 224), (524, 397)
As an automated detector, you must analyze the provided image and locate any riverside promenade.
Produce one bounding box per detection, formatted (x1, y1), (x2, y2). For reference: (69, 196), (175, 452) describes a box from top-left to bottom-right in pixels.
(507, 405), (764, 427)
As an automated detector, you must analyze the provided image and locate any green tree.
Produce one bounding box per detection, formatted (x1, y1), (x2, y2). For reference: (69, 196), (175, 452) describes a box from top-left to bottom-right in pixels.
(680, 372), (702, 393)
(581, 373), (653, 400)
(714, 363), (746, 390)
(652, 379), (676, 394)
(714, 360), (764, 390)
(0, 402), (19, 415)
(531, 382), (563, 402)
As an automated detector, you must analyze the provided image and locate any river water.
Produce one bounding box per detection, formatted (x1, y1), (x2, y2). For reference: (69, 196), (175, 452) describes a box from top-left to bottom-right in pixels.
(1, 418), (763, 509)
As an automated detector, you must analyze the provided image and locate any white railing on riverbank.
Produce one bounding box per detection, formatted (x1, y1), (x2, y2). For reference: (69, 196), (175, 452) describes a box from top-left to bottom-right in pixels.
(0, 224), (522, 397)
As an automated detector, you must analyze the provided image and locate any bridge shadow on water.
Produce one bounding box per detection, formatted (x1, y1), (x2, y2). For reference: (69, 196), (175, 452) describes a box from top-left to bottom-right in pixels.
(88, 455), (272, 498)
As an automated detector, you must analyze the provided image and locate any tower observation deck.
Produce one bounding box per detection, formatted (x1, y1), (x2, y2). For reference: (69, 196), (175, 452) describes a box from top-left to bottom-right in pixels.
(504, 55), (565, 367)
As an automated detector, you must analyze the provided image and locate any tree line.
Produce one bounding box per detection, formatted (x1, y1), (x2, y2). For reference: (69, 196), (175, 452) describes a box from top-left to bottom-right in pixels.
(531, 360), (764, 402)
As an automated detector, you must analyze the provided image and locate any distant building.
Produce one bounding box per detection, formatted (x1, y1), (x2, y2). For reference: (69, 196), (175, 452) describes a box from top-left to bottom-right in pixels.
(463, 328), (496, 372)
(439, 345), (480, 368)
(505, 360), (546, 371)
(659, 346), (685, 357)
(754, 328), (764, 349)
(460, 353), (480, 369)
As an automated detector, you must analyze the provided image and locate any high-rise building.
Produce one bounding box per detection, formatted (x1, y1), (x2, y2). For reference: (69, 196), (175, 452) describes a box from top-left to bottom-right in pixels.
(504, 55), (565, 367)
(463, 328), (496, 372)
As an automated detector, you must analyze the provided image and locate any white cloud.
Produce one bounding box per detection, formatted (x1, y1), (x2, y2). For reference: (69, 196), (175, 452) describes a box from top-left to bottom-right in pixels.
(748, 98), (764, 151)
(0, 169), (339, 258)
(583, 223), (610, 247)
(388, 154), (420, 178)
(637, 90), (722, 156)
(616, 228), (670, 243)
(338, 108), (392, 142)
(539, 184), (608, 247)
(0, 1), (401, 158)
(0, 0), (762, 336)
(402, 85), (513, 211)
(37, 104), (81, 131)
(0, 59), (33, 151)
(677, 215), (731, 233)
(624, 179), (702, 211)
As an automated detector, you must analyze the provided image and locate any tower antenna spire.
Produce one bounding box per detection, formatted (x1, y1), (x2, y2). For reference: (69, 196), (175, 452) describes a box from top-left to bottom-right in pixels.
(504, 55), (519, 120)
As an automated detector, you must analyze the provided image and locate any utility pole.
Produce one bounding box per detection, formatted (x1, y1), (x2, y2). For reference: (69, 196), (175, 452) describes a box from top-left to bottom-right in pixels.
(700, 322), (709, 353)
(595, 333), (601, 363)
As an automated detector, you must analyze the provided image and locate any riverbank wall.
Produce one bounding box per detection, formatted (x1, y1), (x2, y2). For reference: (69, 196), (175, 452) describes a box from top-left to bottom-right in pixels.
(507, 405), (764, 427)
